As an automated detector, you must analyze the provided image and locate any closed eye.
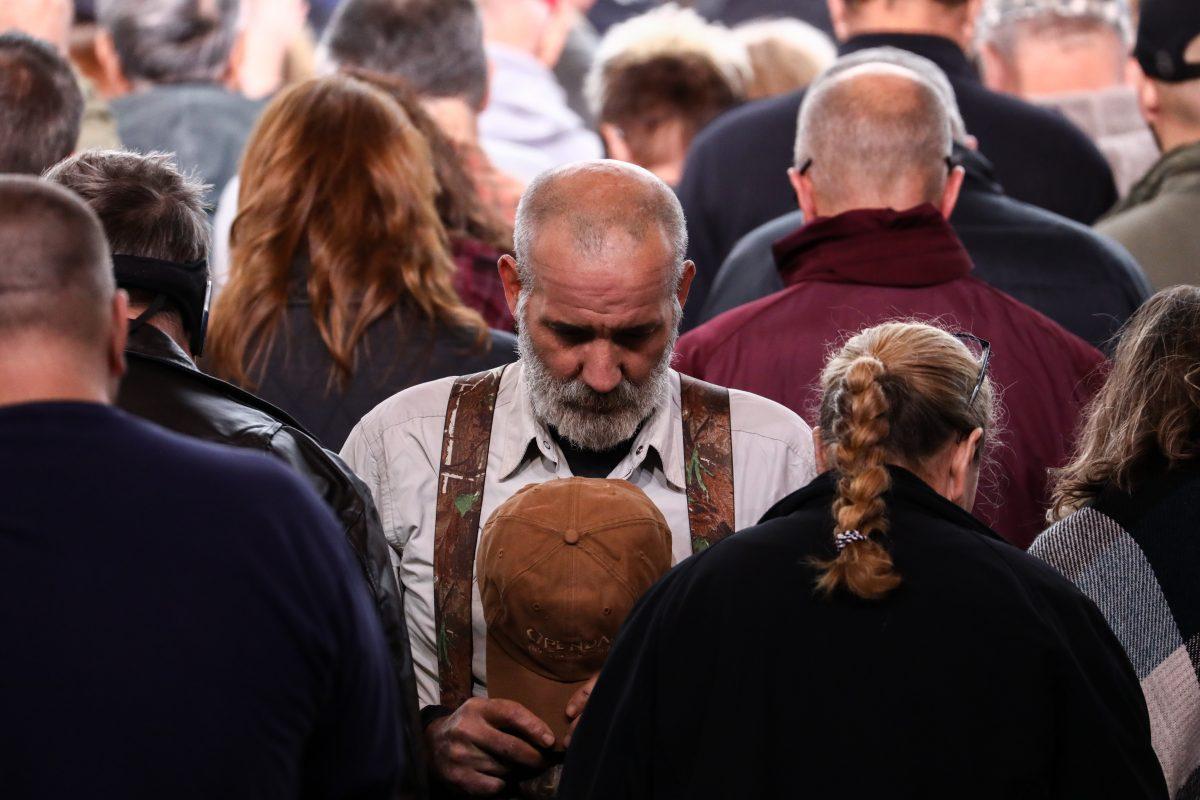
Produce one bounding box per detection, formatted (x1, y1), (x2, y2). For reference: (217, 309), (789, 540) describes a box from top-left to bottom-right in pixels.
(545, 321), (594, 345)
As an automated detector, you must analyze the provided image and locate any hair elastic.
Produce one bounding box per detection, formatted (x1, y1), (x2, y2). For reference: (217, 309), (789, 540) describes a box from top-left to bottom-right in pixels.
(834, 530), (868, 552)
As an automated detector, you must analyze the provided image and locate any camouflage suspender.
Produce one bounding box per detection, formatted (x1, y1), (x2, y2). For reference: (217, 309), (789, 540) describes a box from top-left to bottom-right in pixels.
(679, 374), (737, 551)
(433, 368), (504, 710)
(432, 369), (734, 709)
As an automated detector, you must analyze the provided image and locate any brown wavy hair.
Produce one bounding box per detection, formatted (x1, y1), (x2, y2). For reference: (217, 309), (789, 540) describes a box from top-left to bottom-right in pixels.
(208, 74), (487, 389)
(815, 322), (996, 600)
(342, 67), (512, 254)
(1050, 286), (1200, 519)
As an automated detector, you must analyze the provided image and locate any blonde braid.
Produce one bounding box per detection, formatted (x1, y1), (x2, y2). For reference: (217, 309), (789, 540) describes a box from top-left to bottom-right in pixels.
(815, 356), (902, 600)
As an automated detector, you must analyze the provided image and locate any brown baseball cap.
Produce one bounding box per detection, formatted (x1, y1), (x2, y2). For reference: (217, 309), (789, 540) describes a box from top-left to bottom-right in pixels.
(477, 478), (673, 745)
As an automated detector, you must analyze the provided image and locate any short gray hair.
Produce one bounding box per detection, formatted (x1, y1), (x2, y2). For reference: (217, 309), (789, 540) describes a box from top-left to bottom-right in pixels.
(319, 0), (488, 111)
(513, 161), (688, 296)
(97, 0), (239, 85)
(794, 60), (954, 210)
(45, 149), (211, 263)
(977, 0), (1134, 53)
(810, 47), (967, 144)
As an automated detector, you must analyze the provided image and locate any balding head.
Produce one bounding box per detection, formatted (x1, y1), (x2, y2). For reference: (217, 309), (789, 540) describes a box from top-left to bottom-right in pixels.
(0, 176), (127, 405)
(513, 160), (688, 296)
(499, 160), (696, 452)
(792, 62), (959, 217)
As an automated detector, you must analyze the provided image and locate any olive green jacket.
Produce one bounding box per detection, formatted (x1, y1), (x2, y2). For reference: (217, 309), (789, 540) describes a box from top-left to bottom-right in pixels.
(1097, 141), (1200, 290)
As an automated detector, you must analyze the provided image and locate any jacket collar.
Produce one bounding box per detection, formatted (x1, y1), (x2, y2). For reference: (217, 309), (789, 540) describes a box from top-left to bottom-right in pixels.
(957, 146), (1003, 196)
(1108, 140), (1200, 217)
(125, 320), (197, 370)
(124, 323), (313, 433)
(772, 204), (973, 288)
(762, 465), (1005, 543)
(495, 361), (686, 490)
(840, 33), (977, 83)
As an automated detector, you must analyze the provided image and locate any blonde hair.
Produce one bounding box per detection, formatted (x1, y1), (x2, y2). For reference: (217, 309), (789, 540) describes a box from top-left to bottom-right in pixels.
(734, 18), (836, 100)
(815, 322), (996, 600)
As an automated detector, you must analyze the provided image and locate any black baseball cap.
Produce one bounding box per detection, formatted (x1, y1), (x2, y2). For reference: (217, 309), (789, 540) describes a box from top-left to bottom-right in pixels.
(1136, 0), (1200, 83)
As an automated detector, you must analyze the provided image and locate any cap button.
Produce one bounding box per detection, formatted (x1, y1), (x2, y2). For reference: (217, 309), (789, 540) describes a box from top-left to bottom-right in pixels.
(563, 528), (580, 545)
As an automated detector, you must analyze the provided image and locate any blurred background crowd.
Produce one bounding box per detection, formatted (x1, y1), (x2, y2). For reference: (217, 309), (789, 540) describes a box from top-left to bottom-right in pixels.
(3, 0), (1200, 798)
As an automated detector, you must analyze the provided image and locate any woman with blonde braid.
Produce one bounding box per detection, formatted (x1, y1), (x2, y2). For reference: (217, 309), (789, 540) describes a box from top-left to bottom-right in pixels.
(559, 321), (1167, 800)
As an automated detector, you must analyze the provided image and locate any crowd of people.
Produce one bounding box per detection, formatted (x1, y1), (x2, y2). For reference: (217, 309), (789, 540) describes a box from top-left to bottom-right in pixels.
(1, 0), (1198, 798)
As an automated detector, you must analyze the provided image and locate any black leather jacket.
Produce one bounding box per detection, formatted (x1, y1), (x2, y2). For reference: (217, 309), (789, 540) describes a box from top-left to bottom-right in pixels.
(117, 324), (427, 799)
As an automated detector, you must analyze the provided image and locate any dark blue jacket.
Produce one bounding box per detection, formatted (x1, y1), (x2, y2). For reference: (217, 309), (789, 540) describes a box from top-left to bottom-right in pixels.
(676, 33), (1119, 329)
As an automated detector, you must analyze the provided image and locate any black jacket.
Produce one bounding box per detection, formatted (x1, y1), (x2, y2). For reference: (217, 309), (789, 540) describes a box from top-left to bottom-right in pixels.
(698, 148), (1151, 349)
(117, 324), (427, 800)
(676, 33), (1119, 329)
(560, 468), (1168, 799)
(247, 282), (518, 449)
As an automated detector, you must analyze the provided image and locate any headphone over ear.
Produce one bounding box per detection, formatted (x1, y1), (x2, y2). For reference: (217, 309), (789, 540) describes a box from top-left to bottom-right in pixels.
(111, 254), (213, 357)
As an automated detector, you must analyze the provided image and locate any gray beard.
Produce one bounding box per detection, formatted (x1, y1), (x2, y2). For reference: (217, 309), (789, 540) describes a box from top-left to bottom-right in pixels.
(517, 304), (677, 452)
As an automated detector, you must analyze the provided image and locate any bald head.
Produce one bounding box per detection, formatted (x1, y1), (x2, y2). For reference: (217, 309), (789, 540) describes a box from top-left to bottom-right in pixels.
(513, 160), (688, 295)
(0, 176), (114, 345)
(794, 62), (954, 215)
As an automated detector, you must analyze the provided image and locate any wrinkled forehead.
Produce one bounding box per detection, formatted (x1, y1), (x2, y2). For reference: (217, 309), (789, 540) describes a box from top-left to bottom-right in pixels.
(526, 212), (676, 291)
(524, 215), (677, 323)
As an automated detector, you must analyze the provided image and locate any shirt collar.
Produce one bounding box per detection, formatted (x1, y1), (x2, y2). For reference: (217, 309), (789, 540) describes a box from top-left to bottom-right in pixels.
(496, 362), (686, 490)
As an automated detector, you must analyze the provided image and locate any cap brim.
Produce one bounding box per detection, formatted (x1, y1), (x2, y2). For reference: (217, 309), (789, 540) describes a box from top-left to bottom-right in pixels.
(486, 636), (589, 747)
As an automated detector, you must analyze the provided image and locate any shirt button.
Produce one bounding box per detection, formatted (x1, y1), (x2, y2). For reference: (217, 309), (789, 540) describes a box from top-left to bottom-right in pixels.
(636, 446), (645, 455)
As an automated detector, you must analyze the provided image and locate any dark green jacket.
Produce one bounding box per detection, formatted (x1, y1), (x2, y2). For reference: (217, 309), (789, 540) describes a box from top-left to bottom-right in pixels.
(1098, 141), (1200, 290)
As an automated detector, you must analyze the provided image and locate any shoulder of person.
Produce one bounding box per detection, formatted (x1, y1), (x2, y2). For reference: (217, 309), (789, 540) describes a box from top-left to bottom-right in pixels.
(727, 386), (814, 447)
(348, 374), (460, 444)
(975, 527), (1112, 630)
(684, 89), (804, 164)
(970, 279), (1106, 369)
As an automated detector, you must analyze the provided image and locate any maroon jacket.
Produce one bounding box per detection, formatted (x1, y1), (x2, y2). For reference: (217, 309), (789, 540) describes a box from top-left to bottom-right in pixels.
(676, 205), (1106, 547)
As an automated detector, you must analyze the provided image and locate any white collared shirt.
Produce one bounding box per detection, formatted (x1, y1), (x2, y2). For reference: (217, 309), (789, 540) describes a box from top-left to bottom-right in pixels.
(341, 363), (816, 708)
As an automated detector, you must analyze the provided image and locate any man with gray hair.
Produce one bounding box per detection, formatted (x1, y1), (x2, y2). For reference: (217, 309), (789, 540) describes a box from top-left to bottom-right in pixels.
(978, 0), (1158, 195)
(676, 60), (1107, 549)
(94, 0), (262, 205)
(341, 159), (815, 797)
(697, 46), (1151, 349)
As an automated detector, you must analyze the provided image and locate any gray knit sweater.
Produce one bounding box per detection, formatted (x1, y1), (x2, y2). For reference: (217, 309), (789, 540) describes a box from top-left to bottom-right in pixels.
(1031, 465), (1200, 798)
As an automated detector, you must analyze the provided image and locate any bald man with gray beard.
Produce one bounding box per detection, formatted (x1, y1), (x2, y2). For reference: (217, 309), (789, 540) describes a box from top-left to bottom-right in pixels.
(342, 160), (816, 798)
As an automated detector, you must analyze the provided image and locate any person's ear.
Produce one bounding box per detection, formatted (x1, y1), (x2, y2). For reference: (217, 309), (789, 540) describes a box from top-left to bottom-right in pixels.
(789, 166), (820, 220)
(946, 427), (984, 505)
(962, 0), (984, 43)
(498, 254), (524, 319)
(94, 30), (132, 96)
(812, 426), (827, 473)
(978, 43), (1015, 94)
(940, 165), (966, 219)
(224, 30), (247, 91)
(1137, 68), (1162, 132)
(676, 260), (696, 313)
(600, 123), (632, 163)
(1123, 55), (1141, 88)
(827, 0), (849, 42)
(108, 289), (129, 389)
